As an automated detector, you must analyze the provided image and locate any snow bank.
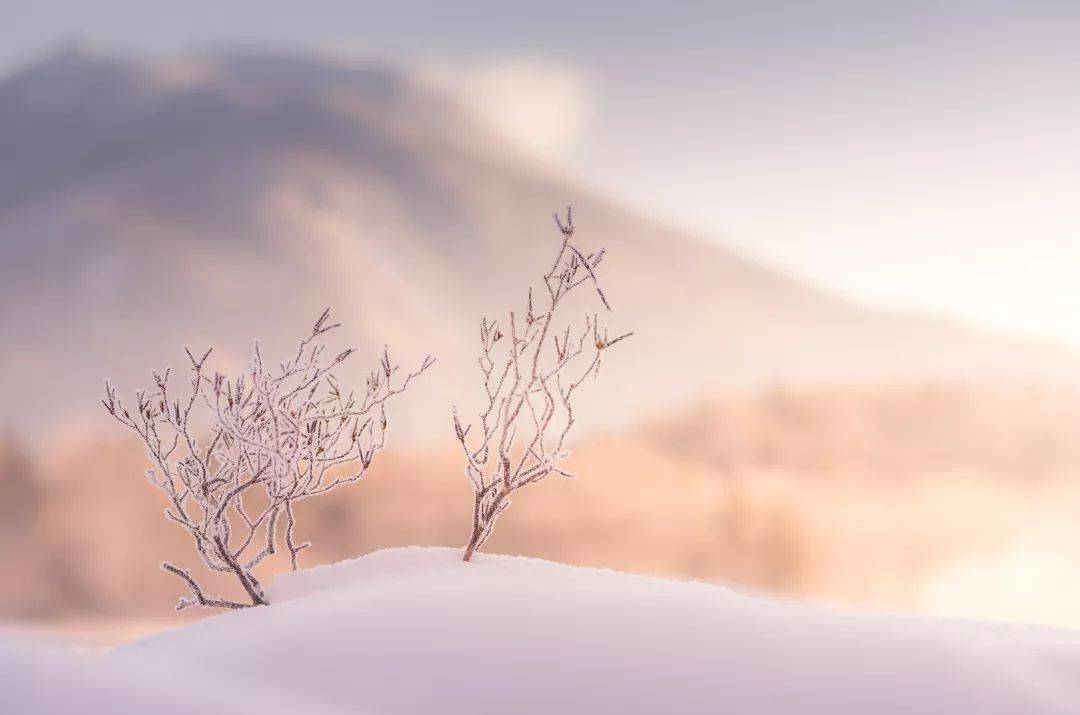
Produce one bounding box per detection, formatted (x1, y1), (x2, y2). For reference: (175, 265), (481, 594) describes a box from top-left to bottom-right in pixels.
(0, 635), (353, 715)
(107, 547), (1080, 715)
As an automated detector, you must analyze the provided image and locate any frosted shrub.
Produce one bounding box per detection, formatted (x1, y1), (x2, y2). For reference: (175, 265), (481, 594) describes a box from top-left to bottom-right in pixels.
(103, 310), (433, 610)
(453, 208), (632, 561)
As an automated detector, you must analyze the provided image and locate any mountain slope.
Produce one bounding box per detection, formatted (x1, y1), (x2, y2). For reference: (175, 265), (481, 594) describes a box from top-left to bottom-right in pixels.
(1, 47), (1074, 437)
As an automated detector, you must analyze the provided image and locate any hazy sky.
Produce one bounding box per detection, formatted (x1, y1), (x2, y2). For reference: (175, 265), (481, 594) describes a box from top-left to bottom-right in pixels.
(6, 1), (1080, 345)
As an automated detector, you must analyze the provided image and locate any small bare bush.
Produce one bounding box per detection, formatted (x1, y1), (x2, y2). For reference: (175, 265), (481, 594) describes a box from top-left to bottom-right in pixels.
(453, 208), (632, 561)
(103, 310), (433, 610)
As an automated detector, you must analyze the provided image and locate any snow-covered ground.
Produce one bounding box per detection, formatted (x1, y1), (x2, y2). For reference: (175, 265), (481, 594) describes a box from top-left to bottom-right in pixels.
(5, 547), (1080, 714)
(0, 635), (352, 714)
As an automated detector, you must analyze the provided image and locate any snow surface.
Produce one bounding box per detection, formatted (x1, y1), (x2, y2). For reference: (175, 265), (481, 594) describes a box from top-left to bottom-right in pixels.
(0, 634), (357, 715)
(96, 547), (1080, 715)
(4, 547), (1079, 713)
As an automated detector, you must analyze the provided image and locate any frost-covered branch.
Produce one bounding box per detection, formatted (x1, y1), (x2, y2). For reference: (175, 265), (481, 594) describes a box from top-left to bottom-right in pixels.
(103, 310), (434, 610)
(454, 208), (632, 561)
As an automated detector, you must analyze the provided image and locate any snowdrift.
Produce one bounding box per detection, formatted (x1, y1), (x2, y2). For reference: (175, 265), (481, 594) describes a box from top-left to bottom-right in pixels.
(97, 547), (1080, 715)
(0, 636), (353, 715)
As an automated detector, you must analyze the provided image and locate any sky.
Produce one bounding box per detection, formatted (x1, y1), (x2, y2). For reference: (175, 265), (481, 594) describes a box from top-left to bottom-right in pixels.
(5, 1), (1080, 346)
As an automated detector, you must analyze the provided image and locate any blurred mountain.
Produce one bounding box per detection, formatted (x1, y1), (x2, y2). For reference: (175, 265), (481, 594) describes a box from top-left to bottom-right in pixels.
(2, 47), (1077, 441)
(639, 381), (1080, 481)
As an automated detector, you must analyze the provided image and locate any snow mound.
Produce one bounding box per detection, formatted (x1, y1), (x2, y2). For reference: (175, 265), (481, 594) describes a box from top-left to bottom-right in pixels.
(107, 547), (1080, 715)
(0, 635), (354, 715)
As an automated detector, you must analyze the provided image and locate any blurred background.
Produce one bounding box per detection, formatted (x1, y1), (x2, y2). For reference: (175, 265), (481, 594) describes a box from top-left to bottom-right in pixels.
(4, 1), (1080, 643)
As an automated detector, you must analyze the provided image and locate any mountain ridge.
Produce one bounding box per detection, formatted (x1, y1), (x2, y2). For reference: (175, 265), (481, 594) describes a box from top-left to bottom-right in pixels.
(1, 47), (1076, 440)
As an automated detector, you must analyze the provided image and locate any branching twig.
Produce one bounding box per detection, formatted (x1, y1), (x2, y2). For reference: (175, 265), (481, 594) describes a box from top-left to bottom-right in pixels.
(454, 208), (632, 561)
(104, 311), (434, 609)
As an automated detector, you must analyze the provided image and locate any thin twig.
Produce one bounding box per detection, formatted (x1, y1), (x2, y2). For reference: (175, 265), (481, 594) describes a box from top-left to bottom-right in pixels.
(455, 208), (631, 561)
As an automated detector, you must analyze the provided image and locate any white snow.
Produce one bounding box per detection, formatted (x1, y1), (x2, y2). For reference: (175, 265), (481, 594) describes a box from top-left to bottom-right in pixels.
(6, 547), (1080, 713)
(118, 547), (1080, 714)
(0, 635), (355, 715)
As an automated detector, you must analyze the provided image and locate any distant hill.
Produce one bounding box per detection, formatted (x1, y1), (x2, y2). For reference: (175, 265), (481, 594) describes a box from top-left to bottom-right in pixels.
(8, 379), (1080, 621)
(638, 381), (1080, 480)
(1, 47), (1076, 441)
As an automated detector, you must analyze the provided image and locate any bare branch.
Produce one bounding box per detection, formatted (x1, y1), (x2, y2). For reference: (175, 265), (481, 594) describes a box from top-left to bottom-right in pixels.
(455, 208), (631, 561)
(104, 310), (433, 609)
(161, 562), (250, 611)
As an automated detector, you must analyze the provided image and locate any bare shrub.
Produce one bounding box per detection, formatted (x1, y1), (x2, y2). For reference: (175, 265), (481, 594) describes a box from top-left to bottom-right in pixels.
(103, 310), (434, 610)
(453, 208), (632, 561)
